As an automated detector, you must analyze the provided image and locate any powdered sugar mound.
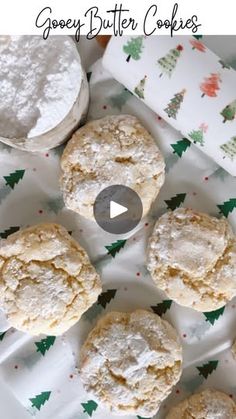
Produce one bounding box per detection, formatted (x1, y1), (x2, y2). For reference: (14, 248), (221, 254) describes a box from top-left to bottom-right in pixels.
(0, 36), (82, 139)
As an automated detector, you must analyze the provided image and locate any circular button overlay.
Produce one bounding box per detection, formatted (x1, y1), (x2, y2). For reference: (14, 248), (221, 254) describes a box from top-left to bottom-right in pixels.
(93, 185), (143, 235)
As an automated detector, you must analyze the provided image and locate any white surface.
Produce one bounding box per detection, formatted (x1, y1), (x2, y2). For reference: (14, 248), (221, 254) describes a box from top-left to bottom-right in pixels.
(0, 36), (236, 419)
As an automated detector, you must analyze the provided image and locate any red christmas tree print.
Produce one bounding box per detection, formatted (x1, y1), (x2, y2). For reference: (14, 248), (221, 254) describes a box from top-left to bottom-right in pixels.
(190, 39), (206, 52)
(200, 73), (221, 98)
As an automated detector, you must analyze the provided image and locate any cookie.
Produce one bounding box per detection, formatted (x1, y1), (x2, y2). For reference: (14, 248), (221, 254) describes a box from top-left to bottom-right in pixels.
(79, 310), (182, 417)
(147, 208), (236, 312)
(0, 223), (101, 335)
(166, 388), (236, 418)
(60, 115), (165, 219)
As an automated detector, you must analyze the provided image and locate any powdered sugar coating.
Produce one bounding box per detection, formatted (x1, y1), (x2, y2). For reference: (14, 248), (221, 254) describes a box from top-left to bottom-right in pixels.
(79, 310), (182, 417)
(166, 388), (236, 418)
(0, 35), (81, 139)
(60, 115), (165, 219)
(0, 223), (101, 335)
(147, 208), (236, 312)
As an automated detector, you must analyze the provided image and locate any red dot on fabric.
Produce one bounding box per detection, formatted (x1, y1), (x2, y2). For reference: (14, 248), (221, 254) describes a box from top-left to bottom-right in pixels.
(204, 177), (209, 181)
(103, 105), (107, 110)
(38, 210), (43, 214)
(14, 365), (18, 369)
(176, 389), (180, 394)
(145, 223), (149, 227)
(69, 374), (73, 379)
(136, 272), (140, 277)
(45, 153), (49, 157)
(183, 334), (187, 338)
(229, 394), (233, 398)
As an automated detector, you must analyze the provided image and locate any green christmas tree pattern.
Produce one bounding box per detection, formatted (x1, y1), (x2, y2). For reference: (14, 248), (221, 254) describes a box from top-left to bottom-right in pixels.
(134, 76), (147, 99)
(123, 36), (144, 63)
(188, 123), (208, 146)
(29, 391), (51, 411)
(97, 289), (117, 308)
(204, 306), (225, 325)
(171, 138), (191, 157)
(108, 88), (133, 110)
(221, 100), (236, 122)
(200, 73), (221, 97)
(220, 137), (236, 161)
(0, 331), (6, 341)
(105, 240), (127, 257)
(157, 44), (183, 77)
(86, 72), (92, 83)
(84, 288), (117, 323)
(196, 360), (218, 379)
(3, 169), (25, 189)
(151, 300), (173, 317)
(164, 89), (186, 119)
(35, 336), (56, 356)
(165, 193), (186, 210)
(217, 198), (236, 217)
(81, 400), (98, 417)
(0, 226), (20, 239)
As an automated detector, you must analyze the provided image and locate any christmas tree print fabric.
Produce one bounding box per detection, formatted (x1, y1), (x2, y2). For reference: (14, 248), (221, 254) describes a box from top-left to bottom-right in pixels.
(0, 40), (236, 419)
(103, 35), (236, 176)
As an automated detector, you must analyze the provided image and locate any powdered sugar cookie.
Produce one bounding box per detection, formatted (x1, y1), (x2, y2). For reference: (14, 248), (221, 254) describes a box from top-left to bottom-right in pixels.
(60, 115), (165, 219)
(166, 388), (236, 418)
(0, 223), (101, 335)
(147, 208), (236, 312)
(79, 310), (182, 417)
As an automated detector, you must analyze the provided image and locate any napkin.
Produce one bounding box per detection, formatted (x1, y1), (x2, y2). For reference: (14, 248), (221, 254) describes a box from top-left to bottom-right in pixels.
(103, 35), (236, 176)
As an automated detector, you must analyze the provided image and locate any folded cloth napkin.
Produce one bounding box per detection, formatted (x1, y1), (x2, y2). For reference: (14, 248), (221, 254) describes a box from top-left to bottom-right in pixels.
(103, 35), (236, 176)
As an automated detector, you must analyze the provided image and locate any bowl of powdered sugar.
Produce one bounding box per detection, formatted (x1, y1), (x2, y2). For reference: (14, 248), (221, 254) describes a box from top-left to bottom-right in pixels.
(0, 35), (89, 152)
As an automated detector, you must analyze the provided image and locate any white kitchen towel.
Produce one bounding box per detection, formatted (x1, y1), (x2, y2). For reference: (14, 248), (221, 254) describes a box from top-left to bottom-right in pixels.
(103, 35), (236, 176)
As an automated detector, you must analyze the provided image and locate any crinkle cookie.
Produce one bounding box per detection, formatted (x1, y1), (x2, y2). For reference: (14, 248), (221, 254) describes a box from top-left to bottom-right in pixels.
(79, 310), (182, 417)
(0, 223), (101, 335)
(147, 208), (236, 312)
(166, 388), (236, 418)
(60, 115), (165, 219)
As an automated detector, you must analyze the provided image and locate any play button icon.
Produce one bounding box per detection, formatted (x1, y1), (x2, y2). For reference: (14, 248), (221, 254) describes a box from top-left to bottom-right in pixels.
(94, 185), (143, 234)
(110, 201), (128, 219)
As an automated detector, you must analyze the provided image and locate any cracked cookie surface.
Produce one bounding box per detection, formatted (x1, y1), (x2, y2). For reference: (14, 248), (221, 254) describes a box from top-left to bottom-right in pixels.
(60, 115), (165, 219)
(166, 388), (236, 418)
(0, 223), (101, 335)
(147, 208), (236, 312)
(79, 310), (182, 417)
